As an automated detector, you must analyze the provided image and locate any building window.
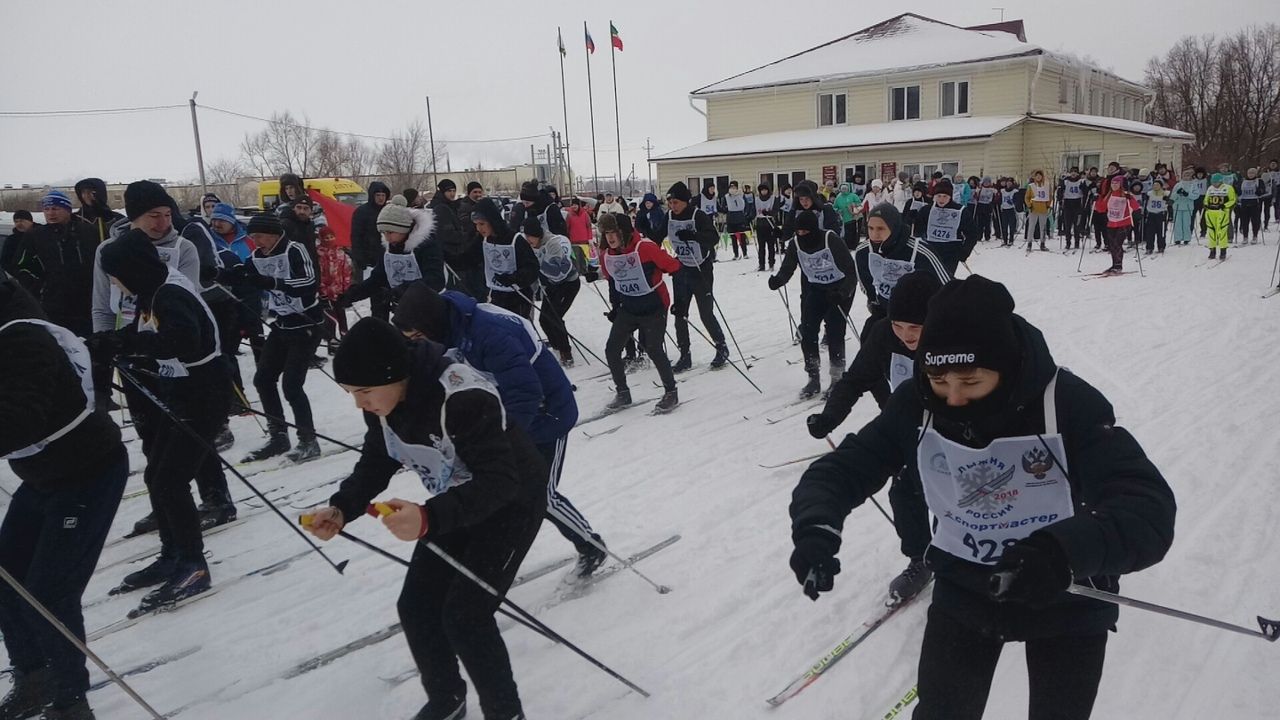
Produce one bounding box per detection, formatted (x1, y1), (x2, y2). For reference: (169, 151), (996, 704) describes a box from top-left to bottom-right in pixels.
(1074, 83), (1084, 113)
(1062, 152), (1103, 173)
(818, 93), (847, 127)
(891, 85), (921, 121)
(940, 80), (970, 117)
(900, 161), (960, 182)
(842, 165), (870, 184)
(759, 171), (806, 191)
(688, 175), (730, 197)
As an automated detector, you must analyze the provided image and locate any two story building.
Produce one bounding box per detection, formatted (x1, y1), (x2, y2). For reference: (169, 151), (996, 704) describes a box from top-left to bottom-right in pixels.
(654, 14), (1193, 195)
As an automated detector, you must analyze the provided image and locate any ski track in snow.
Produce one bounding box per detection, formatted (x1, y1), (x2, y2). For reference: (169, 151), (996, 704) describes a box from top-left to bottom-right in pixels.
(3, 238), (1280, 719)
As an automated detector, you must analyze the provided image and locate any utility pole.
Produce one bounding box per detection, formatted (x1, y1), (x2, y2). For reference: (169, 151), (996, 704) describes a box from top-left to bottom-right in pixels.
(644, 137), (654, 192)
(530, 144), (536, 180)
(425, 96), (439, 190)
(189, 91), (207, 195)
(546, 144), (552, 185)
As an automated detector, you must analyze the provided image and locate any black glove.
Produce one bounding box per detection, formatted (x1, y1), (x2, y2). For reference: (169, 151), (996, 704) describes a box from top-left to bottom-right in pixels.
(767, 274), (784, 291)
(789, 527), (842, 601)
(806, 413), (838, 439)
(603, 307), (618, 323)
(675, 229), (697, 243)
(246, 273), (279, 291)
(988, 531), (1073, 605)
(85, 330), (126, 364)
(216, 264), (246, 285)
(334, 290), (354, 308)
(492, 272), (517, 287)
(584, 266), (599, 283)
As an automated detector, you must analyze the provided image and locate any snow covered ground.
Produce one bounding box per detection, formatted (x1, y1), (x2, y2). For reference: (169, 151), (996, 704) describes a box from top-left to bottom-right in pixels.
(4, 232), (1280, 719)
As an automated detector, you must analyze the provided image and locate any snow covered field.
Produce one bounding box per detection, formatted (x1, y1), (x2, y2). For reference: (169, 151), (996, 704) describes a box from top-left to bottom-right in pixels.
(4, 233), (1280, 719)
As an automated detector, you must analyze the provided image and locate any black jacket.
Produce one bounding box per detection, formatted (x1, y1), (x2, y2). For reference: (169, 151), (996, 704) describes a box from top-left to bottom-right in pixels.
(345, 207), (446, 304)
(13, 219), (101, 336)
(328, 340), (548, 536)
(912, 200), (978, 268)
(429, 190), (469, 269)
(852, 229), (951, 320)
(73, 178), (125, 243)
(819, 317), (907, 422)
(280, 209), (319, 267)
(1, 228), (35, 276)
(668, 206), (719, 268)
(791, 316), (1176, 640)
(0, 279), (122, 489)
(350, 181), (390, 269)
(244, 239), (320, 329)
(770, 229), (858, 298)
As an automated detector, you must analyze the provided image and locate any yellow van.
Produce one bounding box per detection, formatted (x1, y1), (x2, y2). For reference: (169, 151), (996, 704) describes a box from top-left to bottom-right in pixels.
(258, 177), (367, 210)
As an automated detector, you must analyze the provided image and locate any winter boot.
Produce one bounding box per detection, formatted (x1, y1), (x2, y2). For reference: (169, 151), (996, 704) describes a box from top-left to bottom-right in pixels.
(240, 433), (290, 463)
(131, 561), (211, 618)
(411, 691), (466, 720)
(1039, 241), (1048, 251)
(111, 555), (176, 595)
(799, 367), (821, 400)
(198, 501), (238, 531)
(214, 424), (234, 453)
(558, 349), (575, 368)
(1220, 247), (1227, 260)
(1209, 247), (1217, 260)
(653, 389), (680, 414)
(0, 666), (52, 720)
(671, 352), (693, 373)
(40, 698), (94, 720)
(129, 512), (158, 537)
(822, 360), (845, 400)
(709, 344), (729, 370)
(286, 437), (321, 463)
(888, 557), (933, 603)
(605, 389), (632, 411)
(574, 537), (608, 578)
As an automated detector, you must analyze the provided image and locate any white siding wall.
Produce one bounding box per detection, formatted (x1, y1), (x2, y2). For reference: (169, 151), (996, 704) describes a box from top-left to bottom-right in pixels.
(1021, 121), (1165, 180)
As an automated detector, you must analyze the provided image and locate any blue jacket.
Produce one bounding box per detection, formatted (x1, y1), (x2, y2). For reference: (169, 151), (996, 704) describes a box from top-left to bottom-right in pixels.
(441, 290), (578, 444)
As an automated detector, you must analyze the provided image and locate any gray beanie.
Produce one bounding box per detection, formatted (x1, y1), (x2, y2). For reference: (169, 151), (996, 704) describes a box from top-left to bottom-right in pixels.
(377, 195), (414, 234)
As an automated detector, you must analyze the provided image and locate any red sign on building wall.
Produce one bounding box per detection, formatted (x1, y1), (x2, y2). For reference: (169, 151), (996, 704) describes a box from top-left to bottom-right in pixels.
(880, 162), (898, 183)
(822, 165), (838, 184)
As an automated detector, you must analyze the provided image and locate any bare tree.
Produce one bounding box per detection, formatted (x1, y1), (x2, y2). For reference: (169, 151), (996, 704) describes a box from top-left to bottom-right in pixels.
(376, 120), (447, 193)
(237, 110), (323, 176)
(207, 157), (245, 184)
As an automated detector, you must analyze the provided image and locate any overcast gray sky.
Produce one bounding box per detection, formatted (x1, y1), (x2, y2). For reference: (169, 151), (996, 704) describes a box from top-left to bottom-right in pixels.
(0, 0), (1267, 188)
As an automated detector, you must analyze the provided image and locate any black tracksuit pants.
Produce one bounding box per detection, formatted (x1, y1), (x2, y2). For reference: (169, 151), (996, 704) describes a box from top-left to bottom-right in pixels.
(672, 262), (725, 355)
(1237, 200), (1262, 240)
(537, 281), (579, 358)
(1144, 212), (1167, 252)
(254, 325), (321, 441)
(976, 204), (995, 241)
(757, 222), (778, 270)
(799, 287), (852, 370)
(537, 436), (598, 553)
(606, 308), (676, 393)
(914, 603), (1108, 720)
(398, 496), (544, 719)
(489, 289), (533, 322)
(887, 473), (931, 559)
(1000, 209), (1018, 244)
(0, 446), (128, 707)
(1061, 200), (1083, 244)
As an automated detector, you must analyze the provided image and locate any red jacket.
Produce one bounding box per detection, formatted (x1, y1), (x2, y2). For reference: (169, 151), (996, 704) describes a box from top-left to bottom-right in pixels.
(600, 232), (679, 312)
(566, 207), (594, 245)
(317, 240), (353, 301)
(1094, 191), (1140, 229)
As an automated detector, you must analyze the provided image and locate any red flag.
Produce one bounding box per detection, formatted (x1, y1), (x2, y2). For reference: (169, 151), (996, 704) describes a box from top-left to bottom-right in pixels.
(585, 25), (596, 54)
(308, 189), (354, 248)
(610, 22), (623, 51)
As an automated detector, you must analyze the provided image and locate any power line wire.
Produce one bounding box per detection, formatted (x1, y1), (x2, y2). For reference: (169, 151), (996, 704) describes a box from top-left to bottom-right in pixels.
(0, 104), (185, 117)
(197, 103), (550, 144)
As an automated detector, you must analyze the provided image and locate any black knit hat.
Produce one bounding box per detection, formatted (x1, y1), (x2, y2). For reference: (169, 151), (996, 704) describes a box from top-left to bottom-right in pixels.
(912, 181), (929, 195)
(333, 317), (412, 387)
(100, 228), (168, 299)
(124, 180), (175, 221)
(246, 213), (284, 236)
(795, 210), (819, 233)
(466, 181), (483, 193)
(932, 178), (954, 197)
(888, 271), (943, 325)
(391, 282), (450, 340)
(867, 202), (903, 233)
(916, 275), (1019, 375)
(666, 181), (692, 203)
(519, 182), (541, 202)
(521, 216), (544, 238)
(13, 209), (32, 222)
(436, 179), (456, 193)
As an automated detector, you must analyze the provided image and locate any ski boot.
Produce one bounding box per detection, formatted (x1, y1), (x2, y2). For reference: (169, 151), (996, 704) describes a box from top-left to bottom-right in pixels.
(653, 389), (679, 414)
(799, 371), (821, 400)
(1220, 247), (1227, 260)
(575, 536), (608, 577)
(0, 666), (52, 720)
(110, 555), (176, 595)
(1039, 241), (1048, 251)
(1209, 247), (1217, 260)
(286, 437), (321, 463)
(41, 698), (95, 720)
(130, 512), (158, 537)
(605, 389), (632, 411)
(822, 359), (844, 400)
(198, 500), (238, 531)
(709, 344), (729, 370)
(240, 433), (290, 463)
(888, 557), (933, 603)
(130, 561), (211, 618)
(214, 424), (235, 453)
(411, 690), (466, 720)
(558, 349), (575, 368)
(671, 352), (693, 373)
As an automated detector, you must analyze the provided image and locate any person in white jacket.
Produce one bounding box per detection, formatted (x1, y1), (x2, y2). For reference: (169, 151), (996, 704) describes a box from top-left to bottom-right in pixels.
(862, 179), (890, 216)
(889, 171), (912, 208)
(597, 192), (626, 217)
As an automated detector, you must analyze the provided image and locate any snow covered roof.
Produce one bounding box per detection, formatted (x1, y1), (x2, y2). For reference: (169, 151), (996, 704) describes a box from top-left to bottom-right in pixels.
(654, 116), (1024, 162)
(692, 14), (1041, 96)
(1029, 114), (1195, 141)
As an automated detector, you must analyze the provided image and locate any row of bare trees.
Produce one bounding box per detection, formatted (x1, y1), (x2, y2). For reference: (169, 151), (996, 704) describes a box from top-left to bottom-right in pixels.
(211, 111), (447, 191)
(1146, 25), (1280, 169)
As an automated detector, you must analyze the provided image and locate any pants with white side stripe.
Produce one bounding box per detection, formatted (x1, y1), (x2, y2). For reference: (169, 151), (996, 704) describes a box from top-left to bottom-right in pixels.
(536, 435), (600, 553)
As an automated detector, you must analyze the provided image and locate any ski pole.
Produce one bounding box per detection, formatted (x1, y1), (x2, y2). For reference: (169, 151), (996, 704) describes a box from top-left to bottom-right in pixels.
(231, 382), (268, 437)
(686, 318), (762, 393)
(512, 286), (607, 366)
(0, 565), (166, 720)
(988, 573), (1280, 643)
(711, 294), (751, 370)
(115, 366), (349, 576)
(1270, 237), (1280, 288)
(777, 287), (799, 345)
(365, 503), (652, 697)
(835, 302), (863, 349)
(545, 506), (671, 594)
(824, 437), (894, 526)
(961, 260), (974, 276)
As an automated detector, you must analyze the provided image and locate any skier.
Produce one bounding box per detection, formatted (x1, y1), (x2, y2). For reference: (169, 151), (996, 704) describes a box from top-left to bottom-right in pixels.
(237, 213), (324, 463)
(997, 177), (1023, 247)
(805, 270), (941, 600)
(520, 218), (579, 366)
(974, 177), (997, 243)
(337, 195), (444, 314)
(901, 182), (929, 230)
(0, 278), (128, 720)
(789, 182), (842, 239)
(754, 184), (781, 271)
(1202, 173), (1237, 261)
(1170, 169), (1199, 246)
(1192, 167), (1210, 238)
(789, 274), (1176, 720)
(477, 198), (539, 321)
(1024, 170), (1053, 250)
(912, 178), (977, 275)
(664, 181), (729, 372)
(724, 181), (750, 260)
(1058, 168), (1086, 250)
(853, 203), (950, 338)
(1235, 168), (1264, 244)
(768, 211), (858, 399)
(89, 229), (229, 613)
(1127, 179), (1147, 249)
(305, 318), (547, 720)
(698, 182), (718, 221)
(1143, 179), (1169, 254)
(1091, 174), (1139, 273)
(599, 212), (681, 412)
(1264, 159), (1280, 230)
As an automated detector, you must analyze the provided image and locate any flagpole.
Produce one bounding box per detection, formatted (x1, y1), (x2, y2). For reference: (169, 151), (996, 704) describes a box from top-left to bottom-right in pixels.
(610, 20), (623, 196)
(584, 21), (600, 193)
(557, 27), (574, 195)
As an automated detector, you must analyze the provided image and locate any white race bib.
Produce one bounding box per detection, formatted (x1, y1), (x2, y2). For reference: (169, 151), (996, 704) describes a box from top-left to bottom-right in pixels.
(1106, 196), (1130, 223)
(483, 240), (518, 291)
(796, 234), (845, 285)
(253, 250), (307, 316)
(603, 248), (653, 297)
(866, 250), (917, 303)
(0, 319), (94, 459)
(888, 352), (913, 392)
(383, 252), (422, 289)
(926, 207), (963, 243)
(667, 215), (705, 267)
